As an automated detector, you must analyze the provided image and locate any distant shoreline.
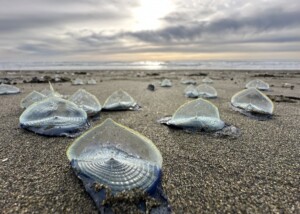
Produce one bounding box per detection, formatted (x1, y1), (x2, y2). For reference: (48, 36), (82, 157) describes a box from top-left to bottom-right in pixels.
(1, 61), (300, 71)
(1, 69), (300, 73)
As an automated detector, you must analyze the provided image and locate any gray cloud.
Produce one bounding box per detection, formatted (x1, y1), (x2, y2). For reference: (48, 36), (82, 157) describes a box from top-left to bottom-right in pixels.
(0, 0), (300, 61)
(128, 7), (300, 44)
(0, 0), (138, 33)
(0, 12), (129, 32)
(65, 4), (300, 51)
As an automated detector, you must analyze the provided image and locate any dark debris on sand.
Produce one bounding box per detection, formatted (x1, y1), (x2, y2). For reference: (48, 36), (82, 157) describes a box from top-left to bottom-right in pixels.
(267, 94), (300, 103)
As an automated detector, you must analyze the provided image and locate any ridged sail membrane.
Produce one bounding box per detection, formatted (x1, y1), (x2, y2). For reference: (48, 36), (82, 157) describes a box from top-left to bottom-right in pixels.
(0, 84), (20, 95)
(67, 118), (162, 193)
(184, 85), (199, 98)
(103, 90), (138, 110)
(167, 98), (225, 131)
(19, 97), (88, 137)
(67, 119), (171, 212)
(160, 79), (172, 87)
(202, 77), (213, 84)
(40, 82), (63, 98)
(87, 79), (97, 85)
(196, 84), (217, 98)
(231, 88), (274, 115)
(68, 89), (101, 116)
(72, 78), (84, 85)
(20, 91), (46, 109)
(246, 79), (269, 91)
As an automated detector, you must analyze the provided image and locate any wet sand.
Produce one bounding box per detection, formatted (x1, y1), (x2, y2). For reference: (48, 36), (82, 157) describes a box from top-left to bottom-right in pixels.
(0, 70), (299, 213)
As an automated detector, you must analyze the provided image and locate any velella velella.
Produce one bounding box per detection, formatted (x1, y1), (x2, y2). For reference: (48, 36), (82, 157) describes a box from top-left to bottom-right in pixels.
(19, 97), (89, 137)
(40, 82), (63, 98)
(160, 98), (225, 131)
(87, 79), (97, 85)
(0, 84), (20, 95)
(282, 82), (294, 89)
(68, 89), (101, 116)
(181, 79), (197, 85)
(103, 90), (140, 110)
(159, 98), (240, 137)
(54, 74), (61, 82)
(231, 88), (274, 119)
(202, 77), (213, 84)
(184, 85), (198, 98)
(160, 79), (172, 87)
(196, 84), (217, 98)
(246, 79), (269, 91)
(40, 88), (52, 96)
(67, 118), (171, 213)
(20, 91), (46, 109)
(72, 78), (84, 85)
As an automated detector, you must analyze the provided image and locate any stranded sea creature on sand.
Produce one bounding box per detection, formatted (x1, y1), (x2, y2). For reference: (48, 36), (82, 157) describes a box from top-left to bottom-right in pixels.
(22, 83), (64, 109)
(0, 84), (20, 95)
(19, 97), (89, 137)
(103, 90), (140, 110)
(246, 79), (269, 91)
(196, 84), (217, 98)
(68, 89), (101, 116)
(54, 74), (61, 82)
(20, 91), (46, 109)
(72, 78), (84, 85)
(159, 98), (224, 131)
(184, 85), (217, 98)
(282, 83), (294, 89)
(184, 85), (198, 98)
(159, 98), (239, 137)
(231, 88), (274, 120)
(40, 82), (63, 98)
(202, 77), (213, 84)
(67, 119), (171, 213)
(181, 79), (197, 85)
(160, 79), (172, 87)
(87, 79), (97, 85)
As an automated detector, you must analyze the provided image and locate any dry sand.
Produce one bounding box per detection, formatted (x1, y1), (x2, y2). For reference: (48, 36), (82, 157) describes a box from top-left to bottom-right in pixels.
(0, 70), (299, 213)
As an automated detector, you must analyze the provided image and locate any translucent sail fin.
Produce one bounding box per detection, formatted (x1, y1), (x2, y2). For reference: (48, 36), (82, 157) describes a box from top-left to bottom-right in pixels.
(0, 84), (20, 95)
(19, 97), (88, 137)
(202, 77), (213, 84)
(167, 98), (225, 131)
(68, 89), (101, 116)
(246, 79), (269, 91)
(196, 84), (217, 98)
(231, 88), (274, 115)
(20, 91), (46, 109)
(184, 85), (199, 98)
(103, 90), (139, 110)
(160, 79), (172, 87)
(72, 78), (84, 85)
(67, 119), (170, 212)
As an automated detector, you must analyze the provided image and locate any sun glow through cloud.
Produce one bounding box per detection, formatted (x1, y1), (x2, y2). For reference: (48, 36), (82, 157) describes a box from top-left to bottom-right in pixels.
(132, 0), (174, 30)
(0, 0), (300, 61)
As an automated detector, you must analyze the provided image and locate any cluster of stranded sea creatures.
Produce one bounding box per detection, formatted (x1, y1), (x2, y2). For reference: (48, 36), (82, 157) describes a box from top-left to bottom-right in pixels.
(0, 77), (274, 213)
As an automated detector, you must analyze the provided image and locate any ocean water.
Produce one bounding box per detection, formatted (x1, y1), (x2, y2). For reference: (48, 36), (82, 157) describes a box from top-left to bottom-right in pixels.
(0, 61), (300, 71)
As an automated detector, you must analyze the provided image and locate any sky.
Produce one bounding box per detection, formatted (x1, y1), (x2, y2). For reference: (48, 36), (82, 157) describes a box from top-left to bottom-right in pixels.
(0, 0), (300, 62)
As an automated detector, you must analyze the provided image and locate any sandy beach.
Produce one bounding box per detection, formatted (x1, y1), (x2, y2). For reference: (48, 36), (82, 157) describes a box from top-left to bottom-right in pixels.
(0, 69), (299, 213)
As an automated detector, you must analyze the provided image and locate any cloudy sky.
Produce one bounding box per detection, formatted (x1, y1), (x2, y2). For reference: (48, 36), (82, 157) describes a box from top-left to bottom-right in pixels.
(1, 0), (300, 62)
